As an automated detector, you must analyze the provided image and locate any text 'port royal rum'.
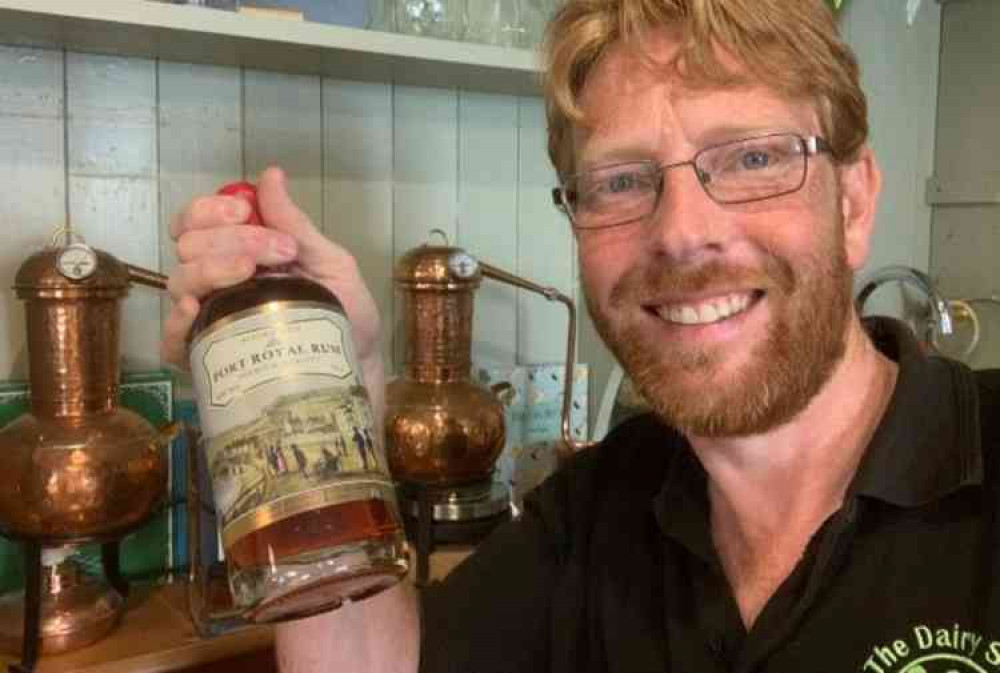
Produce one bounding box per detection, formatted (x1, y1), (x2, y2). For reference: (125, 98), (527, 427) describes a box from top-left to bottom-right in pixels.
(187, 181), (408, 624)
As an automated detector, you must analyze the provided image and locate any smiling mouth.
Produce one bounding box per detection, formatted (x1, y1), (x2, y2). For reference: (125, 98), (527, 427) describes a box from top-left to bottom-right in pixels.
(652, 290), (764, 326)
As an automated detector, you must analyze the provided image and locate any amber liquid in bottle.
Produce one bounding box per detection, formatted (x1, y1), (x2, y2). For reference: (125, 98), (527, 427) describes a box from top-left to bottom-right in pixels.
(226, 498), (401, 608)
(188, 186), (408, 624)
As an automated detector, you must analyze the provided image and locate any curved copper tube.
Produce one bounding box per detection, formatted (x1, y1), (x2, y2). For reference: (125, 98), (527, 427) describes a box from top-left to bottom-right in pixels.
(479, 262), (597, 455)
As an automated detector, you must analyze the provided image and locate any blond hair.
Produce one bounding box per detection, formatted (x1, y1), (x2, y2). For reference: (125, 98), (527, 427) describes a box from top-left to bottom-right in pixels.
(542, 0), (867, 179)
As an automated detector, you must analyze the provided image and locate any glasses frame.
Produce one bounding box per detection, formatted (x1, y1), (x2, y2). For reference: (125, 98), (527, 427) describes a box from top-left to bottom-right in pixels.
(551, 133), (833, 230)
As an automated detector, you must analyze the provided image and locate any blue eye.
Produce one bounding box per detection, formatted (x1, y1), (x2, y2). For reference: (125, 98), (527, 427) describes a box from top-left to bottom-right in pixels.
(606, 173), (640, 193)
(577, 168), (653, 203)
(570, 163), (660, 221)
(740, 150), (772, 170)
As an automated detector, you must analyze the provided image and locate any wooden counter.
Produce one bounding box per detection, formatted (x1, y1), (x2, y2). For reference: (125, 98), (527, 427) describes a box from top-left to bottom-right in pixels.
(0, 547), (472, 673)
(0, 582), (273, 673)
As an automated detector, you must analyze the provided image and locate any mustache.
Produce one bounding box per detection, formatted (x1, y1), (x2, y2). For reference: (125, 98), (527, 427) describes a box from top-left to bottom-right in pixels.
(609, 256), (796, 306)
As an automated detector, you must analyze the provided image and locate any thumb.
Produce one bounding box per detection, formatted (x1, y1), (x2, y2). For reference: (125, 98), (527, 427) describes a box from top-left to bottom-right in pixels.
(256, 166), (346, 270)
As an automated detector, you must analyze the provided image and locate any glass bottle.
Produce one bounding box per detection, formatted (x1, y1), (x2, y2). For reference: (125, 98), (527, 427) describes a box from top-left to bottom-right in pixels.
(517, 0), (558, 48)
(395, 0), (463, 40)
(367, 0), (398, 32)
(187, 182), (408, 624)
(465, 0), (520, 46)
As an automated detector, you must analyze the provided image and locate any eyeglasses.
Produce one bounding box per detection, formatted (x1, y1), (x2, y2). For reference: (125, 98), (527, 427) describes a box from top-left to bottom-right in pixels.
(551, 133), (832, 230)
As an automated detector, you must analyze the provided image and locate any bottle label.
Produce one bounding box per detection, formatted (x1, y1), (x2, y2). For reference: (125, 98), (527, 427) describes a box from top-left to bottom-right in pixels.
(190, 301), (394, 548)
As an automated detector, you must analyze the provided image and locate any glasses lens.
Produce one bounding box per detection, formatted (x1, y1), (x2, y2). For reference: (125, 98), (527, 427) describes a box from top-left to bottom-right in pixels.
(698, 135), (807, 204)
(564, 162), (660, 229)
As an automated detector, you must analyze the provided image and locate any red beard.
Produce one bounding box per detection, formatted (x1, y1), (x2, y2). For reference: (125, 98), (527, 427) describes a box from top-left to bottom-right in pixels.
(588, 236), (853, 438)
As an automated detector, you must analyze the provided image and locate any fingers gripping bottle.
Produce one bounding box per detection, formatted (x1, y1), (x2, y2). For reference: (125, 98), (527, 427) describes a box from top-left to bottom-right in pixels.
(187, 182), (408, 623)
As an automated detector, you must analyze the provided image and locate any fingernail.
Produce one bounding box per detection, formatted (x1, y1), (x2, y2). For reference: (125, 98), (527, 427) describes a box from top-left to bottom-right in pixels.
(225, 198), (249, 221)
(233, 257), (256, 280)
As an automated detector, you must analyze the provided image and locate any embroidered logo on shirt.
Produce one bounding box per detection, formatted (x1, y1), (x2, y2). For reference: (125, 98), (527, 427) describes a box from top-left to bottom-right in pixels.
(861, 624), (999, 672)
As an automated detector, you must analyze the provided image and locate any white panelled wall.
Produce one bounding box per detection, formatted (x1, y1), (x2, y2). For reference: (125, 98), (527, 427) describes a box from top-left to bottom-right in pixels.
(841, 0), (941, 312)
(0, 47), (576, 398)
(0, 1), (943, 433)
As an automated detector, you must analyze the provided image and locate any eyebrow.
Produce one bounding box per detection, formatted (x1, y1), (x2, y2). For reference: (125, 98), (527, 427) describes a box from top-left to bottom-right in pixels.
(575, 144), (657, 173)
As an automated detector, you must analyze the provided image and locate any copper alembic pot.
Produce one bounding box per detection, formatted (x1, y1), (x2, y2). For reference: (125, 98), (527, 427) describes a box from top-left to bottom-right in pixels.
(386, 241), (594, 586)
(386, 241), (594, 488)
(0, 239), (171, 670)
(387, 244), (508, 487)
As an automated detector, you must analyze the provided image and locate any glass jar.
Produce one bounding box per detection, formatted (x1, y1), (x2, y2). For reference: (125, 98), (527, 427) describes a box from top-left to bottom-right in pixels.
(395, 0), (464, 39)
(465, 0), (521, 46)
(517, 0), (558, 48)
(367, 0), (398, 31)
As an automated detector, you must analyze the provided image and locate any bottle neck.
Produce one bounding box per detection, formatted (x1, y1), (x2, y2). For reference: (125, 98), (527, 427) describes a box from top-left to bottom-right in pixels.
(255, 264), (294, 277)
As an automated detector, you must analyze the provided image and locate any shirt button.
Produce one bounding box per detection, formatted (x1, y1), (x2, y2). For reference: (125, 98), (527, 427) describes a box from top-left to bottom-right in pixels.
(708, 636), (731, 666)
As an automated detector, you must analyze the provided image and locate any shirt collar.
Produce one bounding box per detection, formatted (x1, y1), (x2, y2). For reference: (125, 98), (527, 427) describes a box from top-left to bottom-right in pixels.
(652, 316), (985, 546)
(847, 316), (983, 506)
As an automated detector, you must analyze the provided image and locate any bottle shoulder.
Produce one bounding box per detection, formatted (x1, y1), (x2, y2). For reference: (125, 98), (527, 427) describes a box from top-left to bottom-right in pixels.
(190, 274), (345, 338)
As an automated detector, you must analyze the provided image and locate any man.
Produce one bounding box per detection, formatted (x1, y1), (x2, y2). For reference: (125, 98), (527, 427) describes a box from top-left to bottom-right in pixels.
(162, 0), (1000, 671)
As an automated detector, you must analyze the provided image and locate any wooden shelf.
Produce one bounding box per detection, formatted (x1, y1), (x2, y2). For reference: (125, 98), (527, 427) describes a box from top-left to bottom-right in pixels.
(0, 549), (471, 672)
(0, 582), (273, 673)
(0, 0), (541, 95)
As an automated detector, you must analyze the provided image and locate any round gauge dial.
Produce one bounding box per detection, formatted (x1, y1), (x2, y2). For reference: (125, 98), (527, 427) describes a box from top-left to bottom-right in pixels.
(56, 243), (98, 281)
(448, 251), (479, 279)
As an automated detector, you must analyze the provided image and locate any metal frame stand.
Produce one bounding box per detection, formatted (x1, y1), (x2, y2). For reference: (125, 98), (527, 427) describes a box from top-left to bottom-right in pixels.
(9, 540), (41, 673)
(101, 541), (129, 600)
(401, 483), (511, 589)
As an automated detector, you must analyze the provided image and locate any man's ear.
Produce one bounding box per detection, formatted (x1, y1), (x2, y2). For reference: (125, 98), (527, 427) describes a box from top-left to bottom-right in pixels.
(839, 145), (882, 271)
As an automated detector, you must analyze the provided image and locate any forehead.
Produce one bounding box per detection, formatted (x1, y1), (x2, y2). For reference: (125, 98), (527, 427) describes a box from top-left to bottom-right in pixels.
(573, 32), (819, 166)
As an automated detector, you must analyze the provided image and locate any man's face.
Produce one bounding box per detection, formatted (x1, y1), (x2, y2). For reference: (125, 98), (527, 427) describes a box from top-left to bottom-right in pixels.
(573, 34), (872, 438)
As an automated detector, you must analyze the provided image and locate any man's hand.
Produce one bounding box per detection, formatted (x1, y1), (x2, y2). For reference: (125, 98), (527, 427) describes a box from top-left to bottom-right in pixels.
(165, 167), (414, 670)
(161, 166), (384, 378)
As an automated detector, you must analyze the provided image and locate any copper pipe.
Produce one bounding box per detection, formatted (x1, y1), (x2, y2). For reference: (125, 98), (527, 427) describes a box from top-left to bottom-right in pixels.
(479, 263), (597, 454)
(126, 264), (168, 290)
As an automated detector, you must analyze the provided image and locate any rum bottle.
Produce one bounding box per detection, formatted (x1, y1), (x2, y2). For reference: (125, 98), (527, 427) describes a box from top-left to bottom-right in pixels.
(187, 182), (408, 623)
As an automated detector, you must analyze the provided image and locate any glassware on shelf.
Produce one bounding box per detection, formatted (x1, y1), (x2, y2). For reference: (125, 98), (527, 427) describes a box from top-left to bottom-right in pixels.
(516, 0), (545, 48)
(153, 0), (241, 8)
(367, 0), (398, 32)
(517, 0), (561, 48)
(395, 0), (464, 39)
(464, 0), (521, 47)
(234, 0), (370, 26)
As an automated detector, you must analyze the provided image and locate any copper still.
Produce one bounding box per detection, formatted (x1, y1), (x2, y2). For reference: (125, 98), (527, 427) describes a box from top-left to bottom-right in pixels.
(385, 241), (593, 488)
(0, 239), (171, 667)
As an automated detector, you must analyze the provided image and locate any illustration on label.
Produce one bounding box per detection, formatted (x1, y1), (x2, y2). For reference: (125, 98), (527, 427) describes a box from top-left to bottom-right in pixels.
(190, 304), (389, 545)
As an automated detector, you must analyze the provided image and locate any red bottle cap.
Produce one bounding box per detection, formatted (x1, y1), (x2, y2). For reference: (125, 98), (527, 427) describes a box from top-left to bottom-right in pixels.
(217, 181), (293, 275)
(218, 181), (263, 226)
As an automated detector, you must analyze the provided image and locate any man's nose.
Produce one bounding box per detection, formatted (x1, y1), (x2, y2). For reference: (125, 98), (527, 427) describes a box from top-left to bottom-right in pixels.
(643, 165), (736, 263)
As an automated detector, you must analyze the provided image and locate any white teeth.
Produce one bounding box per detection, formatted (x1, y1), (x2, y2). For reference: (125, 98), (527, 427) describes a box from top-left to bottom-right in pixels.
(698, 303), (719, 323)
(656, 293), (755, 326)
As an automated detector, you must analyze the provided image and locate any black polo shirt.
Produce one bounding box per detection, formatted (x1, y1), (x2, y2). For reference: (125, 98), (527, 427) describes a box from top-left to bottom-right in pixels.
(421, 318), (1000, 673)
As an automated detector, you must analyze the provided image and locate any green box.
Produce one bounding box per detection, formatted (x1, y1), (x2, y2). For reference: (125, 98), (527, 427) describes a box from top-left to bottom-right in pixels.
(0, 371), (175, 593)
